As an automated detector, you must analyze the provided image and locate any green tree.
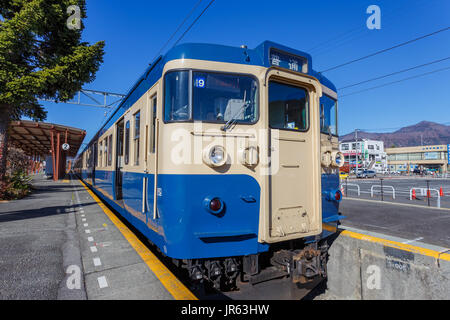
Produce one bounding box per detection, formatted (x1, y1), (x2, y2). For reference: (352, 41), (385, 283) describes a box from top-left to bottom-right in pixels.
(0, 0), (105, 180)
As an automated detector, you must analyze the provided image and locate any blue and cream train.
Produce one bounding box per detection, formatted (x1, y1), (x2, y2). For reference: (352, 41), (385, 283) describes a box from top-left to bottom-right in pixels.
(74, 41), (344, 292)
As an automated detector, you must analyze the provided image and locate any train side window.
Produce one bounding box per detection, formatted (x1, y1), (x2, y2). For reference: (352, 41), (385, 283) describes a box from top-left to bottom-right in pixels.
(99, 141), (103, 167)
(151, 95), (157, 153)
(108, 135), (112, 166)
(134, 111), (140, 165)
(104, 138), (108, 167)
(125, 121), (130, 165)
(268, 81), (309, 132)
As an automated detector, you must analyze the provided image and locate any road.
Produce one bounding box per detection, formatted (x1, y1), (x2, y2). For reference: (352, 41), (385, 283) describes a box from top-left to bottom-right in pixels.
(341, 177), (450, 208)
(340, 197), (450, 248)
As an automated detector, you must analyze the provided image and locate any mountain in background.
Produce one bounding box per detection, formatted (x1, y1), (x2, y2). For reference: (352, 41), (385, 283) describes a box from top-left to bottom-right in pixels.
(340, 121), (450, 148)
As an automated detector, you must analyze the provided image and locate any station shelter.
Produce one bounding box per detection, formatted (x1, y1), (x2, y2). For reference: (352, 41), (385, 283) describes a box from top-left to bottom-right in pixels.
(8, 120), (86, 180)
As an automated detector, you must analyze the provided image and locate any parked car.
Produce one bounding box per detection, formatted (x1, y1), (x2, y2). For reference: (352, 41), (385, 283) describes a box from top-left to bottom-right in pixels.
(356, 169), (377, 178)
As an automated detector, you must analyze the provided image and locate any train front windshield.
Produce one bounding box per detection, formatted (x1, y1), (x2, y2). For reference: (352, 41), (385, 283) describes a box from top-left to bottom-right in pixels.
(320, 95), (337, 136)
(165, 70), (258, 123)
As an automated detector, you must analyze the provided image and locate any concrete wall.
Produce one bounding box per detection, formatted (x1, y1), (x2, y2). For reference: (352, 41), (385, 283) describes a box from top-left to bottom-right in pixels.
(319, 228), (450, 299)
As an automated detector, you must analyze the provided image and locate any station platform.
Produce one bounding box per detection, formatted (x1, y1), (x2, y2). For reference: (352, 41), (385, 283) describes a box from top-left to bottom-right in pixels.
(0, 174), (196, 300)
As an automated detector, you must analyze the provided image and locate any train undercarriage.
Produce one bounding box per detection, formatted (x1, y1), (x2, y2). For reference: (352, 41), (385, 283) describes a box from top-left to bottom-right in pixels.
(174, 239), (329, 296)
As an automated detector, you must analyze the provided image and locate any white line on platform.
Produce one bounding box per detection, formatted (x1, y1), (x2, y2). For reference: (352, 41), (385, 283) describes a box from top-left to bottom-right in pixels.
(84, 223), (88, 227)
(90, 246), (98, 253)
(82, 218), (86, 222)
(93, 257), (102, 266)
(97, 276), (108, 289)
(87, 236), (94, 242)
(85, 229), (91, 234)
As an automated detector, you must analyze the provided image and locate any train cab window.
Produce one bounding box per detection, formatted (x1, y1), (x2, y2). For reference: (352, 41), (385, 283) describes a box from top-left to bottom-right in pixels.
(320, 94), (337, 136)
(125, 121), (130, 165)
(269, 81), (308, 131)
(107, 135), (112, 166)
(192, 72), (258, 123)
(134, 111), (140, 165)
(164, 71), (190, 121)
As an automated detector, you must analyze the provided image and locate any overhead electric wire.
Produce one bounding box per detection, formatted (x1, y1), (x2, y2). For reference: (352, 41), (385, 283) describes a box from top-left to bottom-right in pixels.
(340, 65), (450, 98)
(319, 26), (450, 73)
(338, 56), (450, 90)
(310, 0), (431, 57)
(153, 0), (204, 59)
(171, 0), (216, 49)
(307, 0), (417, 55)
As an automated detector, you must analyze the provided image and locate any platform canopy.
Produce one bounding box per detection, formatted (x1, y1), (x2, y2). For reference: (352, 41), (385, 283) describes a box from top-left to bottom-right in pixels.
(9, 120), (86, 158)
(9, 120), (86, 180)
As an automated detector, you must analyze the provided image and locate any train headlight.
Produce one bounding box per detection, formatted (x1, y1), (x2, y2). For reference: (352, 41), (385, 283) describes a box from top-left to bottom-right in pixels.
(203, 145), (227, 167)
(331, 151), (345, 168)
(321, 151), (332, 167)
(238, 146), (259, 167)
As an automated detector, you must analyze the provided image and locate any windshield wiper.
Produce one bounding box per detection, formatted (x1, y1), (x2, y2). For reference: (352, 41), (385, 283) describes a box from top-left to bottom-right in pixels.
(221, 101), (251, 132)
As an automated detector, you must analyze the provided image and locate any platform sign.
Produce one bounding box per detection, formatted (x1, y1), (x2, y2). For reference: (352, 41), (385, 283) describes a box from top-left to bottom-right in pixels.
(447, 144), (450, 163)
(62, 143), (70, 151)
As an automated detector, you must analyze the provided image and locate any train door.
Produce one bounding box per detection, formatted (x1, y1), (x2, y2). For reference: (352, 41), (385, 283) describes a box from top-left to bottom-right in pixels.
(266, 72), (322, 242)
(115, 119), (125, 201)
(92, 141), (97, 185)
(146, 92), (159, 223)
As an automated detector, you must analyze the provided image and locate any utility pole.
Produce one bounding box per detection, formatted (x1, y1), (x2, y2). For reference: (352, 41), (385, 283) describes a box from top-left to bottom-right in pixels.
(354, 129), (359, 173)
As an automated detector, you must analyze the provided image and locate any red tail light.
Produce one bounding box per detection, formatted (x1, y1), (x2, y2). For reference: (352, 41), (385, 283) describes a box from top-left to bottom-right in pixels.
(210, 198), (222, 212)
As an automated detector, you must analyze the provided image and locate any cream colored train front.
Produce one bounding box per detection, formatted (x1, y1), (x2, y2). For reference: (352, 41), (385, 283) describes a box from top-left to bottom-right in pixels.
(74, 41), (342, 292)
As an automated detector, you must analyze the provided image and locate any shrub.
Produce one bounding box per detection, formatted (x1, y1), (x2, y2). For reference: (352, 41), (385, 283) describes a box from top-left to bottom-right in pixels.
(0, 170), (32, 200)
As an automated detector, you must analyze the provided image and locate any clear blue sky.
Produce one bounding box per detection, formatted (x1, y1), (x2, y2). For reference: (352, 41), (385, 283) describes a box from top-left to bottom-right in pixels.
(38, 0), (450, 145)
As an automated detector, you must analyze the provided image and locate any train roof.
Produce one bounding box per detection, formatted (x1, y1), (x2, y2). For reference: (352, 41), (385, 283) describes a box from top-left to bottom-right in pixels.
(80, 41), (337, 155)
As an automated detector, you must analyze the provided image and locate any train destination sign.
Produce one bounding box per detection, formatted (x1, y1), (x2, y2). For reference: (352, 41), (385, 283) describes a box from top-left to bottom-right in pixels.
(269, 48), (307, 73)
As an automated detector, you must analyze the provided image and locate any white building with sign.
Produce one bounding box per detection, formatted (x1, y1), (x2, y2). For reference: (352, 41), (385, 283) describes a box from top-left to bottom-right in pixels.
(339, 139), (388, 173)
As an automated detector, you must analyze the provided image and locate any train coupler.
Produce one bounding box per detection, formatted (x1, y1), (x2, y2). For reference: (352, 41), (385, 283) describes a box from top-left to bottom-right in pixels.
(291, 243), (328, 284)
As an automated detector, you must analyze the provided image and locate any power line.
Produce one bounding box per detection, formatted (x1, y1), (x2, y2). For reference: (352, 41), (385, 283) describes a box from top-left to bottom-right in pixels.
(153, 0), (204, 59)
(171, 0), (216, 48)
(308, 0), (424, 56)
(338, 56), (450, 90)
(340, 65), (450, 98)
(320, 26), (450, 73)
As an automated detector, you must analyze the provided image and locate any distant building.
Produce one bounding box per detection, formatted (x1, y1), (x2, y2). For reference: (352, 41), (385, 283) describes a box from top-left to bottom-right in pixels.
(386, 144), (449, 173)
(339, 139), (387, 173)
